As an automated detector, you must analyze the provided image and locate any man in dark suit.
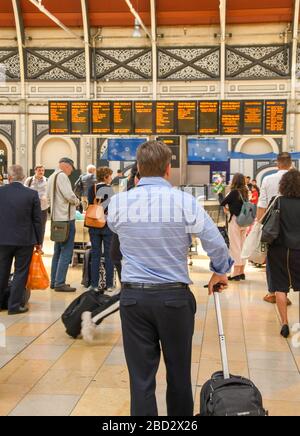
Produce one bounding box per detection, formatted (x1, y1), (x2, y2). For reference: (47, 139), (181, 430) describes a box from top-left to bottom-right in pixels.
(0, 165), (42, 314)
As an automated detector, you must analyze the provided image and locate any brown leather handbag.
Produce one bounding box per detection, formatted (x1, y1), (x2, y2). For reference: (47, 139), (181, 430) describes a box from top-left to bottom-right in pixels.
(84, 185), (106, 229)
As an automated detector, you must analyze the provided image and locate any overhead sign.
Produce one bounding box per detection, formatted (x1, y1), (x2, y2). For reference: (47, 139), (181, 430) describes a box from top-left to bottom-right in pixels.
(49, 100), (287, 136)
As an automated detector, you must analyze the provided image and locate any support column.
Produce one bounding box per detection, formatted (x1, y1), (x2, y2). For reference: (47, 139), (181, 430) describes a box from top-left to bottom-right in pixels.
(290, 0), (300, 151)
(12, 0), (27, 172)
(219, 0), (227, 100)
(150, 0), (157, 100)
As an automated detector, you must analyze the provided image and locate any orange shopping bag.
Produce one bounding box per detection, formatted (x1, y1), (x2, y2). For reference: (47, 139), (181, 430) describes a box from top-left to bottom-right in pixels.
(26, 250), (50, 290)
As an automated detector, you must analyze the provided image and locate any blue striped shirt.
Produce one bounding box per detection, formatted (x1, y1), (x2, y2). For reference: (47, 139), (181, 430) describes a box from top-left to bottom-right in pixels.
(107, 177), (233, 284)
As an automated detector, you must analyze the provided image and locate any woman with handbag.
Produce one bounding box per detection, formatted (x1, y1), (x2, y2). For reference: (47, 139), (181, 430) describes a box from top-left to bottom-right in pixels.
(87, 167), (115, 293)
(221, 173), (249, 281)
(267, 170), (300, 338)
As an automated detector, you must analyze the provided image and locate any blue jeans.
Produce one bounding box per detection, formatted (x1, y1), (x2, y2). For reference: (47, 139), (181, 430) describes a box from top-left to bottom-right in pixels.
(51, 221), (76, 288)
(89, 226), (114, 288)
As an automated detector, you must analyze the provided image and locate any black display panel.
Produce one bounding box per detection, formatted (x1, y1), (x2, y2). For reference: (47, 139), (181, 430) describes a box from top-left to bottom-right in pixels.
(113, 101), (133, 134)
(70, 101), (90, 134)
(157, 136), (180, 168)
(91, 101), (112, 134)
(177, 101), (197, 135)
(156, 101), (176, 135)
(220, 101), (242, 135)
(134, 101), (154, 135)
(199, 101), (219, 135)
(265, 100), (287, 135)
(243, 101), (264, 135)
(49, 101), (69, 134)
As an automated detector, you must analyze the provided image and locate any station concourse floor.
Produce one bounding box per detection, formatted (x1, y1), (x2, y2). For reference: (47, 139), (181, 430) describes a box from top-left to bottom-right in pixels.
(1, 232), (300, 416)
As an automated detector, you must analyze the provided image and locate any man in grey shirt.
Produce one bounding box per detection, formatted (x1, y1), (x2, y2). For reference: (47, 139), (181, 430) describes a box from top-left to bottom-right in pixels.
(24, 165), (48, 246)
(47, 158), (79, 292)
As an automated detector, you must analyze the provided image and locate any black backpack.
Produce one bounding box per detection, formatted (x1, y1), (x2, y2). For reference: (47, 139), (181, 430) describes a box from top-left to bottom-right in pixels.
(62, 290), (120, 339)
(200, 371), (268, 417)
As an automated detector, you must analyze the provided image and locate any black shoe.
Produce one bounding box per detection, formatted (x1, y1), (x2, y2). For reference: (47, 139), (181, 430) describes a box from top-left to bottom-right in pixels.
(280, 325), (290, 338)
(8, 307), (29, 315)
(240, 274), (246, 281)
(54, 285), (76, 293)
(51, 283), (70, 290)
(228, 275), (241, 281)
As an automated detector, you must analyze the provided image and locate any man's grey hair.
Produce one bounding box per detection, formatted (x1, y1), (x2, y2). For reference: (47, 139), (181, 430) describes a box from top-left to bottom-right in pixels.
(87, 164), (96, 173)
(8, 165), (25, 182)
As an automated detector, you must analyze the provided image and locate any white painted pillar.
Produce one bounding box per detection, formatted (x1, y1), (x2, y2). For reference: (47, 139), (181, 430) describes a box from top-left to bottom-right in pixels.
(290, 0), (300, 151)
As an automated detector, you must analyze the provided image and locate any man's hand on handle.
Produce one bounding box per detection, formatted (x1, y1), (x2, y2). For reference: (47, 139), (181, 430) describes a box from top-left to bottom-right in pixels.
(208, 273), (228, 296)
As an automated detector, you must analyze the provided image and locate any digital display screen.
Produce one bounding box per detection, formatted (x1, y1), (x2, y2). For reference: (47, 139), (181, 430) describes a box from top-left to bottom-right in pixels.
(188, 138), (228, 162)
(199, 101), (219, 135)
(220, 101), (242, 135)
(108, 138), (146, 161)
(134, 102), (154, 135)
(156, 101), (176, 135)
(91, 101), (111, 134)
(177, 102), (197, 135)
(70, 101), (90, 134)
(265, 100), (287, 135)
(49, 101), (69, 134)
(243, 101), (264, 135)
(157, 136), (180, 168)
(113, 101), (133, 134)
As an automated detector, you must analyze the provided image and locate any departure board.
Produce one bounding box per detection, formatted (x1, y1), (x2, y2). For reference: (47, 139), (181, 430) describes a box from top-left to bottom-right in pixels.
(91, 101), (111, 134)
(220, 101), (242, 135)
(265, 100), (287, 135)
(157, 136), (180, 168)
(70, 101), (90, 134)
(156, 101), (176, 134)
(49, 101), (69, 134)
(134, 102), (154, 135)
(199, 101), (219, 135)
(243, 101), (264, 135)
(113, 101), (133, 134)
(177, 102), (197, 135)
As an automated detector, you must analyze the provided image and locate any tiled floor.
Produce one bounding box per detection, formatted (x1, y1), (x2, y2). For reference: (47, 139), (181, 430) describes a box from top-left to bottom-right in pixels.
(0, 234), (300, 416)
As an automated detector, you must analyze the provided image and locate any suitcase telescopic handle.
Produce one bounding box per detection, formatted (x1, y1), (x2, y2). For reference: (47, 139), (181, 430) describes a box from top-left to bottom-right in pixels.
(213, 284), (230, 380)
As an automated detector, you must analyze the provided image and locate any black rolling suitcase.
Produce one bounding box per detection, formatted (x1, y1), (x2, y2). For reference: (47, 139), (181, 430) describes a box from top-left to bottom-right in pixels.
(200, 287), (268, 417)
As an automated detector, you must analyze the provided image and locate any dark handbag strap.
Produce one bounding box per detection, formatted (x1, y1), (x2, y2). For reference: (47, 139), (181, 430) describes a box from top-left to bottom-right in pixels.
(52, 171), (71, 222)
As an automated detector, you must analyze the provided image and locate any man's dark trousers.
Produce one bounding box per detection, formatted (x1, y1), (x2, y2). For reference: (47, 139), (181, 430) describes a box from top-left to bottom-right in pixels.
(0, 246), (34, 311)
(120, 286), (196, 416)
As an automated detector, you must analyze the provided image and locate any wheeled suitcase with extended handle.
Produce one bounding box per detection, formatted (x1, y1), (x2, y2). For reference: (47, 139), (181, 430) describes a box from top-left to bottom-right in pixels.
(200, 285), (268, 417)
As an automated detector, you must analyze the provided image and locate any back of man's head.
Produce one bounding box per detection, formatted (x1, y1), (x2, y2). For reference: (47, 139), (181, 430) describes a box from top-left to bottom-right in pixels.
(8, 165), (25, 183)
(87, 165), (96, 174)
(277, 152), (292, 170)
(137, 141), (172, 178)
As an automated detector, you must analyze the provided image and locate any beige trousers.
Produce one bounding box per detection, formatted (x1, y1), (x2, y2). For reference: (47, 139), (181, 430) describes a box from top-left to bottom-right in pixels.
(228, 215), (247, 267)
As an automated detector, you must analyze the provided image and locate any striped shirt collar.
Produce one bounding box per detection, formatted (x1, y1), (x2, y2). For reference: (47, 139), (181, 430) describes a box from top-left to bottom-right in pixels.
(137, 177), (172, 188)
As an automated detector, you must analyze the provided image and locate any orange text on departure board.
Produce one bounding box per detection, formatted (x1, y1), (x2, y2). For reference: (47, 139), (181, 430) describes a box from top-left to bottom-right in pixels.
(92, 102), (111, 134)
(156, 102), (175, 134)
(49, 102), (68, 133)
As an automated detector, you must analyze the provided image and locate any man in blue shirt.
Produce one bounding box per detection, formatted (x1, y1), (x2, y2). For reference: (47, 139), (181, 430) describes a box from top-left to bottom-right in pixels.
(108, 141), (233, 417)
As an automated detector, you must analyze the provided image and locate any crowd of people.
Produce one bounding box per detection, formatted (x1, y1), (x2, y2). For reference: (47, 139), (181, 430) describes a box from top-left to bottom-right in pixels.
(0, 144), (299, 415)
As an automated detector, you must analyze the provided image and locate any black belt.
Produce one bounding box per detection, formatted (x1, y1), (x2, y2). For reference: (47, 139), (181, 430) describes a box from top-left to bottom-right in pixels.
(122, 282), (188, 290)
